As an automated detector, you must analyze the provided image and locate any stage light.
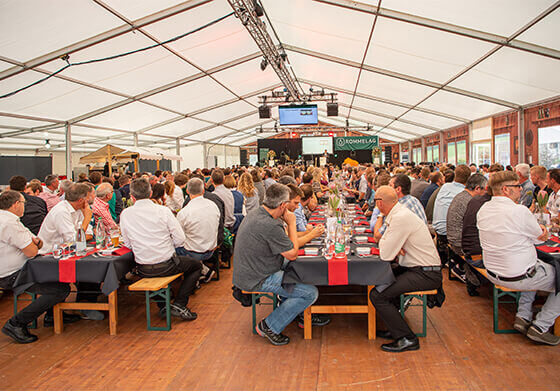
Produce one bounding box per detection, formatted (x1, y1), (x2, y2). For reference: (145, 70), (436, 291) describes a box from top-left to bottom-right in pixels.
(260, 57), (268, 71)
(253, 0), (264, 17)
(45, 139), (51, 149)
(274, 121), (278, 132)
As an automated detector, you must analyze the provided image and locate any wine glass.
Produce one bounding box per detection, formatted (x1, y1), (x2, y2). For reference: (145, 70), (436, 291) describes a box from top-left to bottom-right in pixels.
(53, 242), (63, 260)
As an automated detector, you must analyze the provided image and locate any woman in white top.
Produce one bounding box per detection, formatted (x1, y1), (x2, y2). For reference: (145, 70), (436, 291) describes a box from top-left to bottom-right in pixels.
(164, 180), (183, 213)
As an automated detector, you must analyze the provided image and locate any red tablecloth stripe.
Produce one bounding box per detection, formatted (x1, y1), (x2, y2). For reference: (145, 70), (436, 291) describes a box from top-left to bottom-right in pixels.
(550, 236), (560, 244)
(327, 254), (349, 285)
(537, 245), (560, 253)
(58, 249), (98, 283)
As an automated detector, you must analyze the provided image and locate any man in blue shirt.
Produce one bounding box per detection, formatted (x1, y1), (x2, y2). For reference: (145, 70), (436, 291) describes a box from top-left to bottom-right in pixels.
(420, 172), (443, 208)
(294, 184), (314, 232)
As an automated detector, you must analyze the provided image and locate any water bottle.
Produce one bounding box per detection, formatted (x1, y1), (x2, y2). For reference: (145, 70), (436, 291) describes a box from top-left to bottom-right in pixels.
(334, 221), (345, 258)
(76, 228), (87, 256)
(95, 217), (106, 249)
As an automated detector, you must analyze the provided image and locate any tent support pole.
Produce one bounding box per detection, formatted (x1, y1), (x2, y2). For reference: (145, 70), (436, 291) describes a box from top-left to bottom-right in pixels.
(176, 139), (181, 172)
(65, 123), (72, 180)
(107, 145), (112, 176)
(518, 109), (525, 164)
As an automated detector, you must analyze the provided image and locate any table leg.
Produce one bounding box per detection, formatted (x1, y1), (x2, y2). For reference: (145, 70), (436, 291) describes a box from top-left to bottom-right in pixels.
(367, 285), (376, 340)
(555, 317), (559, 337)
(108, 291), (118, 336)
(53, 304), (63, 335)
(304, 307), (312, 340)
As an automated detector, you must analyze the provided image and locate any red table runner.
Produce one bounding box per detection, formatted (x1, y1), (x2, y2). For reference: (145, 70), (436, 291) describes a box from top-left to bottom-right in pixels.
(58, 249), (98, 283)
(327, 254), (349, 285)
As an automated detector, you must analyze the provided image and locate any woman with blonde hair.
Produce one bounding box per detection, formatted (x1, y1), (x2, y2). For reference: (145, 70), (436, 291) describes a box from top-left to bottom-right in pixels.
(164, 180), (181, 212)
(237, 172), (259, 213)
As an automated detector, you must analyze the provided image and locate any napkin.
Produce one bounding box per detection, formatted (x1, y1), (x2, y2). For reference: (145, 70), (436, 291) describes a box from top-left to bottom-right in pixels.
(537, 245), (560, 253)
(550, 236), (560, 244)
(358, 221), (369, 226)
(365, 229), (372, 233)
(367, 237), (376, 243)
(112, 246), (132, 256)
(370, 247), (380, 255)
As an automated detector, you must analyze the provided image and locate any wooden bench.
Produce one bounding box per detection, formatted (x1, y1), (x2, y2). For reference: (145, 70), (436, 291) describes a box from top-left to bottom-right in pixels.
(303, 285), (376, 340)
(241, 291), (278, 334)
(399, 290), (438, 337)
(129, 274), (183, 331)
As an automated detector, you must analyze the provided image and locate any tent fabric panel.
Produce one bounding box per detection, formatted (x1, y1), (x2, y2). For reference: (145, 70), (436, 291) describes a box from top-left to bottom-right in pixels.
(516, 8), (560, 51)
(262, 0), (375, 63)
(399, 110), (463, 130)
(357, 70), (438, 105)
(190, 126), (249, 142)
(100, 0), (187, 21)
(81, 101), (178, 131)
(39, 32), (200, 96)
(349, 96), (409, 118)
(449, 47), (560, 105)
(365, 17), (495, 84)
(143, 76), (236, 114)
(374, 0), (557, 37)
(288, 54), (360, 96)
(143, 3), (260, 70)
(417, 90), (509, 120)
(212, 59), (280, 97)
(223, 116), (274, 131)
(143, 117), (209, 138)
(70, 126), (126, 138)
(0, 116), (52, 129)
(0, 0), (122, 62)
(194, 101), (255, 123)
(0, 72), (123, 119)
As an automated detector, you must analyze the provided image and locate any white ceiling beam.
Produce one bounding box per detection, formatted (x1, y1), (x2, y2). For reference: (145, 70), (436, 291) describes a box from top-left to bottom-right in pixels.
(0, 0), (213, 81)
(313, 0), (560, 60)
(298, 79), (469, 123)
(285, 44), (520, 109)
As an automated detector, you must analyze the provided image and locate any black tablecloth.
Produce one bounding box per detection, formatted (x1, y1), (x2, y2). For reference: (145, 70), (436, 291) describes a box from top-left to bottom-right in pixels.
(13, 252), (135, 296)
(536, 237), (560, 293)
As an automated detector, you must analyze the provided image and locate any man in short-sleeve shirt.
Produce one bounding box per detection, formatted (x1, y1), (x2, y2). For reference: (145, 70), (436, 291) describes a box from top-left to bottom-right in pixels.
(233, 183), (320, 346)
(0, 191), (71, 344)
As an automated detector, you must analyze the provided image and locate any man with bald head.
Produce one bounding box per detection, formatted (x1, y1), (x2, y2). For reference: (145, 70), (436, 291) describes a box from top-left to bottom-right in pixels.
(369, 186), (442, 353)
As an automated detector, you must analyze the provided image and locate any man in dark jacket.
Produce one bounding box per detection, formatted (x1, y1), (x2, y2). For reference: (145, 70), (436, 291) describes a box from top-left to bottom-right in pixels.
(8, 176), (47, 235)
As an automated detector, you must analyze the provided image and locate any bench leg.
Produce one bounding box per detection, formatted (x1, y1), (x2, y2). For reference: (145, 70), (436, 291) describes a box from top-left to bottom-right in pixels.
(420, 295), (428, 338)
(251, 294), (258, 334)
(146, 288), (172, 331)
(304, 307), (312, 340)
(493, 286), (519, 334)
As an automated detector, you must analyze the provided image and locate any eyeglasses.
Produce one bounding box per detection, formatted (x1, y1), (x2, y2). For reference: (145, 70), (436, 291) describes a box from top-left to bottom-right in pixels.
(504, 184), (522, 188)
(17, 200), (26, 204)
(373, 198), (383, 202)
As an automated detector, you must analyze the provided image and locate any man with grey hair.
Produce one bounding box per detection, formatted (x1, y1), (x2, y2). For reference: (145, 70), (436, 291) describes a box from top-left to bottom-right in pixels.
(177, 178), (220, 282)
(38, 174), (61, 211)
(233, 183), (320, 346)
(92, 183), (118, 235)
(515, 163), (534, 208)
(58, 179), (73, 200)
(120, 179), (202, 321)
(277, 175), (297, 186)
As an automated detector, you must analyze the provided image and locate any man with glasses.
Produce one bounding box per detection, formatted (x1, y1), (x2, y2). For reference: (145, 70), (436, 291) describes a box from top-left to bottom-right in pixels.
(92, 183), (118, 235)
(369, 186), (442, 352)
(232, 183), (321, 346)
(478, 171), (559, 345)
(1, 190), (72, 344)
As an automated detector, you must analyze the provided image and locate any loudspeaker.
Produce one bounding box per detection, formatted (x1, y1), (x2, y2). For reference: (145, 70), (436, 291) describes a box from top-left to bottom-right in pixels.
(259, 105), (271, 119)
(326, 102), (338, 116)
(384, 146), (392, 162)
(240, 149), (248, 166)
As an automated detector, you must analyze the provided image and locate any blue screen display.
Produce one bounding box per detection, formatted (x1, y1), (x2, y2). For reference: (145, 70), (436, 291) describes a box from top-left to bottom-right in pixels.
(278, 105), (318, 125)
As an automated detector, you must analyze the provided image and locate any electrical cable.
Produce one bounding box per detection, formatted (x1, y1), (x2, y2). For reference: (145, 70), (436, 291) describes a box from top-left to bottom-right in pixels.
(0, 12), (234, 99)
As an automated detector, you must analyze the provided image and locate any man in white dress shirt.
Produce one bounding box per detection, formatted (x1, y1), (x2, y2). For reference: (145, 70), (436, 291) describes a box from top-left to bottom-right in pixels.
(211, 169), (236, 230)
(478, 170), (559, 345)
(120, 179), (202, 321)
(177, 178), (220, 282)
(1, 191), (72, 344)
(369, 186), (442, 353)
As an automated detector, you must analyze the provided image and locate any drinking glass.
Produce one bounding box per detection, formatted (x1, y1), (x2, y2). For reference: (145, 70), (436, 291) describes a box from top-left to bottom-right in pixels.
(53, 243), (63, 260)
(109, 229), (120, 247)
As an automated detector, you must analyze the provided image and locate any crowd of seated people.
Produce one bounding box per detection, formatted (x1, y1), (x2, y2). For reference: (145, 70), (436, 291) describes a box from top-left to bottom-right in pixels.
(1, 160), (559, 350)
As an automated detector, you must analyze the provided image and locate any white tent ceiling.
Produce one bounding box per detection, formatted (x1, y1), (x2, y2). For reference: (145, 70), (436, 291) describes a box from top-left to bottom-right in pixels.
(0, 0), (559, 154)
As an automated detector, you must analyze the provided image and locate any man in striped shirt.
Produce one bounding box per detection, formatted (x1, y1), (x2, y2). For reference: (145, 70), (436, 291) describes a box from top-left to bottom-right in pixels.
(92, 183), (118, 235)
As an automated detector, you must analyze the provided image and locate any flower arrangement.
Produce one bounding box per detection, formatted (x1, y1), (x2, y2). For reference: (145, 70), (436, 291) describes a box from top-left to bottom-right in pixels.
(536, 190), (549, 210)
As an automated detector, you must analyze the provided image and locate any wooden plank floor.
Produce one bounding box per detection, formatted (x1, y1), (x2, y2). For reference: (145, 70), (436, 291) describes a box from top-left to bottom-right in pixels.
(1, 270), (560, 391)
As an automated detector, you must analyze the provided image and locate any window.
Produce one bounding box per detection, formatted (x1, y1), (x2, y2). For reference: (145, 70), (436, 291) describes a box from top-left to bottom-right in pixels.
(539, 125), (560, 168)
(413, 147), (421, 163)
(433, 145), (439, 162)
(494, 133), (510, 167)
(457, 140), (467, 164)
(447, 142), (456, 165)
(472, 142), (491, 166)
(427, 145), (433, 162)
